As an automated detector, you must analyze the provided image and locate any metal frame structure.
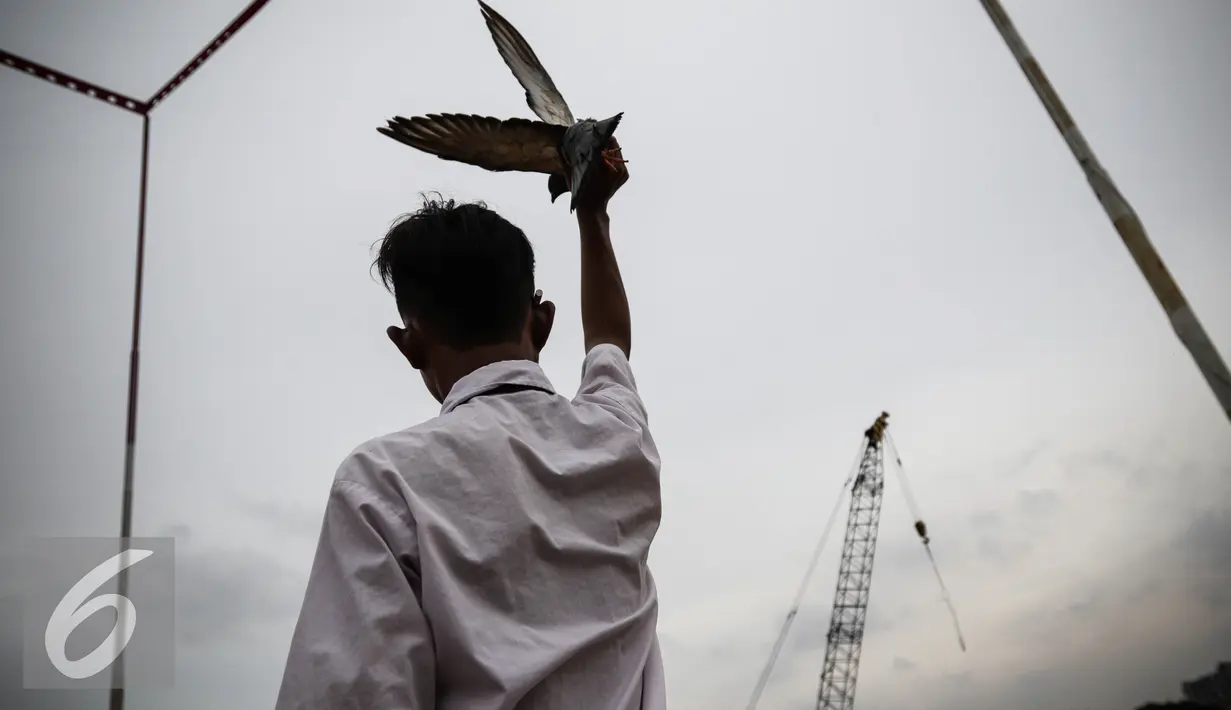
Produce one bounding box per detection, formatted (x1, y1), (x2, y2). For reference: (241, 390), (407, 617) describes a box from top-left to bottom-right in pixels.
(1, 3), (274, 707)
(816, 413), (888, 710)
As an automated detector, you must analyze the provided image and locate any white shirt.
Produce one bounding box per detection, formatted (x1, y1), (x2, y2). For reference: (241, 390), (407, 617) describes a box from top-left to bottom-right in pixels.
(275, 344), (665, 710)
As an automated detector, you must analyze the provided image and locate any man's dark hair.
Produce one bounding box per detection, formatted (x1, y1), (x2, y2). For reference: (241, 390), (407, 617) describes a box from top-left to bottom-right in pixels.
(374, 196), (536, 349)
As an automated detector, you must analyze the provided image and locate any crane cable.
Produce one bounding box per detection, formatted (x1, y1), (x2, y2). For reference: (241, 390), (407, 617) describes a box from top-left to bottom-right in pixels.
(884, 432), (967, 652)
(745, 438), (868, 710)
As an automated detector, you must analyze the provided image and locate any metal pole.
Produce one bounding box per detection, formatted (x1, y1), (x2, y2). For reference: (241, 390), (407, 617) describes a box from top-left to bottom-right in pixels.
(108, 112), (151, 710)
(977, 0), (1231, 425)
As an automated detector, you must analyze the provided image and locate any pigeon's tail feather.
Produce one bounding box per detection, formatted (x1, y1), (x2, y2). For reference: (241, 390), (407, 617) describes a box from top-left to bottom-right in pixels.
(593, 112), (623, 142)
(565, 112), (624, 212)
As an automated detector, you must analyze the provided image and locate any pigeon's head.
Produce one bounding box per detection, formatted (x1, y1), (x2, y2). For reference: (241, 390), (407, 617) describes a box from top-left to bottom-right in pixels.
(547, 174), (569, 204)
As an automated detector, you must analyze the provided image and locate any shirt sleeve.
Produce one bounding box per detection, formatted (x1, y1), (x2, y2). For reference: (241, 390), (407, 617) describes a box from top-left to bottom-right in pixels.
(573, 343), (648, 428)
(275, 478), (435, 710)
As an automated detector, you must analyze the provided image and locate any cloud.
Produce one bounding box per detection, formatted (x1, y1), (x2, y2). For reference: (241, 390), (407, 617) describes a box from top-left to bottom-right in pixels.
(969, 509), (1001, 530)
(1177, 509), (1231, 611)
(230, 496), (324, 543)
(1016, 488), (1061, 518)
(975, 532), (1031, 564)
(1000, 441), (1050, 480)
(1063, 449), (1156, 485)
(173, 542), (306, 649)
(1181, 509), (1231, 570)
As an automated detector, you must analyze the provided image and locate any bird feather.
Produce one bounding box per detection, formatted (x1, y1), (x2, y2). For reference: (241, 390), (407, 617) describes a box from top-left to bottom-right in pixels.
(477, 1), (576, 127)
(377, 114), (566, 174)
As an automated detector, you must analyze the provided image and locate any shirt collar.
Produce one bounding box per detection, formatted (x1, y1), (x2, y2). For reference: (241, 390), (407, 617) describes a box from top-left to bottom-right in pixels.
(439, 359), (556, 415)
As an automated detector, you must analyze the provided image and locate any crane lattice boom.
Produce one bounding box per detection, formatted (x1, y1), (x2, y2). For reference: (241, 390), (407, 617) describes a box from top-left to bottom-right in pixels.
(816, 413), (889, 710)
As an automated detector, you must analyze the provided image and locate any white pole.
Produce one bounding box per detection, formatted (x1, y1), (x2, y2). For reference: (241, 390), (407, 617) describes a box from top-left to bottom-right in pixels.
(977, 0), (1231, 425)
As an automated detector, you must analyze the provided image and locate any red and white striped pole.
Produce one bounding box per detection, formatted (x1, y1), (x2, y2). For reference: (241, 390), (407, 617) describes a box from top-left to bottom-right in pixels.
(1, 2), (274, 707)
(977, 0), (1231, 425)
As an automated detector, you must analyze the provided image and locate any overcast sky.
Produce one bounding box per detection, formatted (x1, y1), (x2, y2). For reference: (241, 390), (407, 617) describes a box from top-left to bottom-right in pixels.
(2, 0), (1229, 709)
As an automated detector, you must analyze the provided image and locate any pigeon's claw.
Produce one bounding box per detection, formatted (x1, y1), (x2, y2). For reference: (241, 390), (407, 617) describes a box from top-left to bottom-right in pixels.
(602, 148), (627, 171)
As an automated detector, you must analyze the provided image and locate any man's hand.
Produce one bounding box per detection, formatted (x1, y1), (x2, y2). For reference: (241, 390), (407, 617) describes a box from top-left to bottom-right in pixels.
(574, 138), (629, 216)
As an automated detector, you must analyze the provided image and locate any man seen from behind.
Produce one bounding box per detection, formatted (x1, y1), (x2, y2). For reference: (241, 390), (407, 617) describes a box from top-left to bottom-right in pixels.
(275, 146), (665, 710)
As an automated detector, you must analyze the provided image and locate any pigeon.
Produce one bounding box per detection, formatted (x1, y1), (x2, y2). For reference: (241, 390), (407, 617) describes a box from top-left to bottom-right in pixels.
(377, 1), (625, 211)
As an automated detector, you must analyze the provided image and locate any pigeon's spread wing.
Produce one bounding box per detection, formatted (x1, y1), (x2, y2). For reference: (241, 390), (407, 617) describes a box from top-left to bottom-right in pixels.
(478, 1), (575, 127)
(378, 114), (565, 174)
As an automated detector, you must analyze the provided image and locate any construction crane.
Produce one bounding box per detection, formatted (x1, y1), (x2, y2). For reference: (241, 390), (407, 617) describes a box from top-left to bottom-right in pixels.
(746, 412), (964, 710)
(815, 413), (893, 709)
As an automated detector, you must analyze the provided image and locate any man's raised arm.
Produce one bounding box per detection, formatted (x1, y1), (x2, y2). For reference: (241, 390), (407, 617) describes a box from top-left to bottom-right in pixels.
(574, 142), (632, 357)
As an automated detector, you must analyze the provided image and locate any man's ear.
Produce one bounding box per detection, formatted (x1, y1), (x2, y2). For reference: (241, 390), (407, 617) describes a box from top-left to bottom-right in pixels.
(387, 324), (428, 370)
(529, 291), (555, 355)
